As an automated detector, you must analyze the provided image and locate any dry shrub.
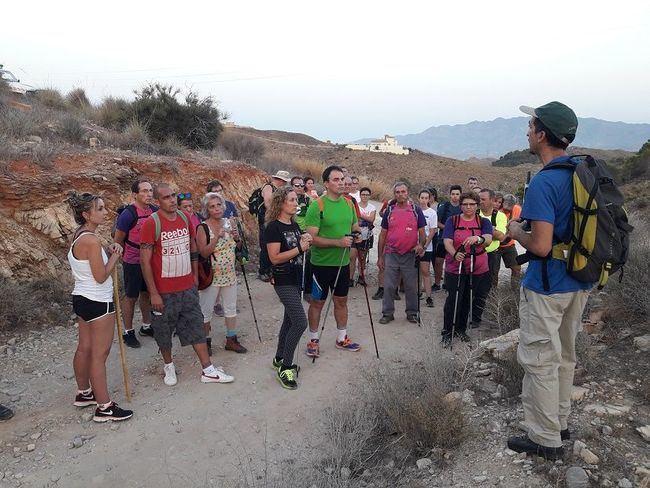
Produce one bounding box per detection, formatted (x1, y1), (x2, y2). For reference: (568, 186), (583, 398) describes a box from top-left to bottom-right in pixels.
(219, 132), (264, 163)
(0, 276), (72, 330)
(254, 154), (285, 175)
(482, 285), (520, 334)
(289, 157), (325, 179)
(59, 114), (85, 144)
(34, 88), (68, 111)
(0, 134), (22, 162)
(492, 351), (525, 397)
(94, 96), (131, 130)
(156, 136), (185, 156)
(0, 105), (47, 139)
(119, 120), (154, 152)
(358, 176), (391, 201)
(30, 141), (60, 168)
(66, 87), (90, 110)
(601, 212), (649, 324)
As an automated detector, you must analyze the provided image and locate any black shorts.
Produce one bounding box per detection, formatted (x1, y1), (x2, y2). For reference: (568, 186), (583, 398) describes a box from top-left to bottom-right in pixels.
(311, 264), (350, 301)
(73, 295), (115, 322)
(435, 240), (447, 259)
(123, 262), (148, 298)
(420, 251), (433, 263)
(353, 235), (374, 250)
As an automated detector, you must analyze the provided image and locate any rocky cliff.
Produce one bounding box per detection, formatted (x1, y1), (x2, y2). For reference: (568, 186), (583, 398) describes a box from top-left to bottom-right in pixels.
(0, 153), (267, 280)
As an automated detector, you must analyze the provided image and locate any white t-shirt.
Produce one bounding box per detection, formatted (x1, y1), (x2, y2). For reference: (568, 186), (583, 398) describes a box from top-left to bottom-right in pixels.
(358, 202), (376, 239)
(422, 207), (438, 252)
(350, 191), (361, 202)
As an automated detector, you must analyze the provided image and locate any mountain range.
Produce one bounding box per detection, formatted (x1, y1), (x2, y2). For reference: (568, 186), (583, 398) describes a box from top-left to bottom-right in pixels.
(356, 117), (650, 160)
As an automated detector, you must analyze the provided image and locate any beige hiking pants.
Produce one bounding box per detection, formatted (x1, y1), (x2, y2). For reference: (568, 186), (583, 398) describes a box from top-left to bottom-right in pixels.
(518, 287), (589, 448)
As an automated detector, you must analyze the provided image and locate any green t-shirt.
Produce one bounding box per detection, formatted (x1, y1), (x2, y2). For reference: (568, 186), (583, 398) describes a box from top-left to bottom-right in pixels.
(295, 194), (310, 231)
(305, 196), (357, 266)
(480, 209), (508, 253)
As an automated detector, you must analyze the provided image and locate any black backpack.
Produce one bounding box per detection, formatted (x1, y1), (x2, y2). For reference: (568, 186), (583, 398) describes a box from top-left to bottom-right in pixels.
(248, 183), (273, 216)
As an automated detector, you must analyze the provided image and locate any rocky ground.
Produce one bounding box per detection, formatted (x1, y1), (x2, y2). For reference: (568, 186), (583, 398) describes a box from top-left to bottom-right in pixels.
(1, 257), (648, 488)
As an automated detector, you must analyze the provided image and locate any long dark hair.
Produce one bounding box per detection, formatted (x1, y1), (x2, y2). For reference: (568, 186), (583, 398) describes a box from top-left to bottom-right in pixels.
(66, 191), (101, 225)
(265, 186), (295, 224)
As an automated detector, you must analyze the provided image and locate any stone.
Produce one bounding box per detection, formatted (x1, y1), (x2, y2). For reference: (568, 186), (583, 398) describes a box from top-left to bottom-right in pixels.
(570, 386), (589, 402)
(573, 440), (586, 456)
(601, 425), (613, 436)
(635, 467), (650, 477)
(564, 466), (589, 488)
(633, 334), (650, 352)
(479, 328), (520, 360)
(340, 467), (351, 479)
(617, 479), (633, 488)
(636, 425), (650, 442)
(81, 412), (93, 422)
(579, 448), (599, 465)
(26, 444), (35, 452)
(472, 475), (488, 483)
(416, 458), (432, 470)
(476, 369), (492, 377)
(584, 403), (631, 416)
(461, 389), (476, 406)
(27, 135), (42, 143)
(71, 436), (83, 449)
(443, 391), (462, 405)
(29, 432), (41, 440)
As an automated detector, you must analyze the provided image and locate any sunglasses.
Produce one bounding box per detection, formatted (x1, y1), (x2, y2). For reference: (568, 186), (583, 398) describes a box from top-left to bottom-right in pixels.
(293, 184), (304, 188)
(461, 202), (477, 207)
(178, 192), (192, 200)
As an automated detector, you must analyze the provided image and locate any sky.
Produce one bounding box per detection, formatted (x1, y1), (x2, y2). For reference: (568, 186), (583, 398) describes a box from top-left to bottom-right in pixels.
(2, 0), (649, 143)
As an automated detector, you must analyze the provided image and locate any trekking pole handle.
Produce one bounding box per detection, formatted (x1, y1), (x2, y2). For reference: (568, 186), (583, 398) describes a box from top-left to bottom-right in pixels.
(452, 244), (466, 260)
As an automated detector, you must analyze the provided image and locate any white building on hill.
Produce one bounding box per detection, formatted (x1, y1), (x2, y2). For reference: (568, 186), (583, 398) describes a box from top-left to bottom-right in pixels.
(346, 135), (409, 155)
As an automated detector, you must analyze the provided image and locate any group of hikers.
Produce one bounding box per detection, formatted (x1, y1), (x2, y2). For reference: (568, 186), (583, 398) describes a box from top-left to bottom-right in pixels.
(1, 101), (631, 464)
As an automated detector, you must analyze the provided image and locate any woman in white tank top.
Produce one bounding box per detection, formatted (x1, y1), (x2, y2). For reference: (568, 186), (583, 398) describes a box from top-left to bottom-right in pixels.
(66, 192), (133, 423)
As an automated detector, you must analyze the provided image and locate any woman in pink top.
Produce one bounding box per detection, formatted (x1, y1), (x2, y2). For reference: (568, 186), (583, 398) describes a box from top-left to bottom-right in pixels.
(177, 192), (203, 231)
(441, 192), (493, 347)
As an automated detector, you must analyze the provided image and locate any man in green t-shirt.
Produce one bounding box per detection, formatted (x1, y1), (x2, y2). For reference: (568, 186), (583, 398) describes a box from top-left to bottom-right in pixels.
(304, 165), (362, 358)
(291, 176), (310, 231)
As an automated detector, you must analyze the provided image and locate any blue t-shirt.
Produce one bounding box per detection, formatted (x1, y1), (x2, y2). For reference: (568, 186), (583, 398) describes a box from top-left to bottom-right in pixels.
(224, 200), (238, 219)
(521, 156), (593, 294)
(437, 201), (462, 228)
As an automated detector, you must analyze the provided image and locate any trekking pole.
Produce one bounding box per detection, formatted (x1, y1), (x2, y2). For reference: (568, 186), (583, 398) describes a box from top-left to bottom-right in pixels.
(312, 244), (350, 364)
(236, 220), (262, 342)
(415, 255), (422, 327)
(111, 269), (132, 402)
(450, 245), (466, 351)
(468, 245), (475, 329)
(358, 244), (380, 359)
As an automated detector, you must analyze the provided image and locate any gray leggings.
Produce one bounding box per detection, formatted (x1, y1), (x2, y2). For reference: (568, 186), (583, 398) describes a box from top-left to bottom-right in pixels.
(274, 284), (308, 367)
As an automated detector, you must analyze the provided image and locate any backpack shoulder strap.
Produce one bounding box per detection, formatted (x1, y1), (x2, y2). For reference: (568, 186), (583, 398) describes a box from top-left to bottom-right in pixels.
(452, 214), (460, 231)
(151, 212), (161, 241)
(199, 222), (210, 245)
(176, 210), (190, 227)
(491, 210), (497, 226)
(317, 197), (325, 219)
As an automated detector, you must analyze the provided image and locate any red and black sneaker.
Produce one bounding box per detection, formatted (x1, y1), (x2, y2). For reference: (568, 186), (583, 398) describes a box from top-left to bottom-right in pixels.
(73, 390), (97, 408)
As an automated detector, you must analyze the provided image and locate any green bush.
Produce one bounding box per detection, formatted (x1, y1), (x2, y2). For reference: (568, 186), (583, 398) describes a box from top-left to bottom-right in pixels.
(131, 83), (223, 149)
(94, 96), (132, 130)
(492, 149), (537, 167)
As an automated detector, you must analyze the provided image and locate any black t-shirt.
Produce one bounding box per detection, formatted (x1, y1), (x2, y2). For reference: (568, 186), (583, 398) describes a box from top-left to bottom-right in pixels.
(263, 220), (304, 286)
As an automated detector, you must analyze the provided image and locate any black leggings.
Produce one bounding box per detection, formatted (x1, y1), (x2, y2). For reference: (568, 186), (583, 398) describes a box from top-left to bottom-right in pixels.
(442, 271), (491, 335)
(274, 284), (308, 367)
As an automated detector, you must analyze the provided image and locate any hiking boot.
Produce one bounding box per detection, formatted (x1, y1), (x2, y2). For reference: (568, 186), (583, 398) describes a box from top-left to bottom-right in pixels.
(139, 325), (154, 337)
(306, 339), (320, 358)
(206, 337), (213, 356)
(432, 284), (441, 292)
(225, 335), (247, 354)
(201, 366), (234, 383)
(457, 331), (471, 343)
(561, 429), (570, 441)
(213, 303), (225, 317)
(123, 329), (141, 348)
(349, 278), (355, 288)
(441, 335), (452, 349)
(73, 390), (97, 408)
(394, 290), (401, 300)
(335, 336), (361, 352)
(425, 297), (434, 308)
(379, 314), (394, 324)
(0, 404), (14, 421)
(277, 367), (298, 390)
(506, 435), (564, 461)
(93, 402), (133, 423)
(372, 288), (384, 300)
(357, 276), (366, 286)
(406, 313), (419, 324)
(163, 363), (177, 386)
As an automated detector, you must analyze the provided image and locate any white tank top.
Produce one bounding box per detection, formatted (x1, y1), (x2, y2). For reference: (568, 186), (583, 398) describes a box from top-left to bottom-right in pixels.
(67, 231), (114, 302)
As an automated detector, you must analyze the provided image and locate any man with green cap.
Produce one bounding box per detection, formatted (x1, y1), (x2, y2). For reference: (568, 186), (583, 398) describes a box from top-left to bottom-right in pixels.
(506, 101), (592, 460)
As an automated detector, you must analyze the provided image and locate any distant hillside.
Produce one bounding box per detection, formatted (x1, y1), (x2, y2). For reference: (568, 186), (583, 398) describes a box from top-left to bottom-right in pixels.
(227, 126), (327, 146)
(492, 147), (635, 167)
(364, 117), (650, 159)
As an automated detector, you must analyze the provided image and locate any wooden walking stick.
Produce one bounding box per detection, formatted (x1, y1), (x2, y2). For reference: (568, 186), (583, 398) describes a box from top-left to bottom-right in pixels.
(112, 269), (132, 402)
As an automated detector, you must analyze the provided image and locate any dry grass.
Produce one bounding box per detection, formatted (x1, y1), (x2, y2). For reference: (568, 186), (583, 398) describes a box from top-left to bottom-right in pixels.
(0, 276), (73, 331)
(59, 114), (85, 144)
(492, 351), (525, 397)
(482, 285), (520, 335)
(66, 87), (90, 110)
(30, 140), (61, 168)
(219, 132), (264, 163)
(34, 88), (68, 111)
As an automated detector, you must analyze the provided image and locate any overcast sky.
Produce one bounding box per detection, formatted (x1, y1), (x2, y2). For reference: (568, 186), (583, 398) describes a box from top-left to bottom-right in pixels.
(3, 0), (649, 142)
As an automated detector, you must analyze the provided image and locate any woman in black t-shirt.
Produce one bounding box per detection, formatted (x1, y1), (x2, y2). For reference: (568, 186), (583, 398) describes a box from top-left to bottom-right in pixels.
(264, 187), (313, 389)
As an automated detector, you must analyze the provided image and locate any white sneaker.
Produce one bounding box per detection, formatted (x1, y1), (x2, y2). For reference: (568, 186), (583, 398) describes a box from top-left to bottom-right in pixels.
(163, 363), (177, 386)
(201, 366), (234, 383)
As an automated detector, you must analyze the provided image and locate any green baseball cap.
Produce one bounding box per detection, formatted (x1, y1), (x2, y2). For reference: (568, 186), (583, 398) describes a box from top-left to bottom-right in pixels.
(520, 101), (578, 145)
